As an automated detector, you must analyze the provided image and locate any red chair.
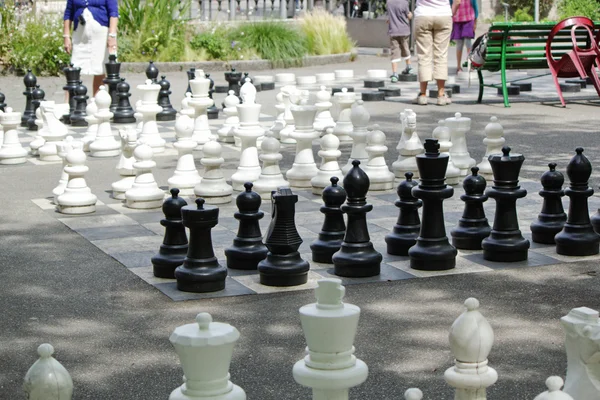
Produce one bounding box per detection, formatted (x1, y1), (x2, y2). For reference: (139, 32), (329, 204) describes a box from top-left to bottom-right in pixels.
(546, 17), (600, 107)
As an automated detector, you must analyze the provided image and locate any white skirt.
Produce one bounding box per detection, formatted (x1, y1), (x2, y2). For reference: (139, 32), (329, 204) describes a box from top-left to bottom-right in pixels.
(71, 8), (109, 75)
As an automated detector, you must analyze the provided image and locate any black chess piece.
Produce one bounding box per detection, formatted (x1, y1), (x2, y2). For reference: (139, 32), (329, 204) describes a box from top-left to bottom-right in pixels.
(310, 176), (347, 264)
(186, 67), (196, 94)
(332, 160), (382, 277)
(556, 148), (600, 255)
(0, 89), (6, 112)
(69, 81), (88, 127)
(224, 68), (242, 97)
(258, 188), (310, 286)
(103, 54), (121, 112)
(175, 198), (227, 293)
(225, 182), (268, 270)
(408, 139), (457, 270)
(243, 72), (253, 84)
(531, 163), (567, 244)
(385, 172), (422, 256)
(62, 64), (81, 124)
(27, 85), (45, 131)
(21, 69), (37, 127)
(113, 78), (137, 123)
(146, 60), (159, 83)
(156, 75), (177, 121)
(481, 146), (530, 262)
(451, 167), (491, 250)
(152, 188), (189, 279)
(205, 73), (219, 120)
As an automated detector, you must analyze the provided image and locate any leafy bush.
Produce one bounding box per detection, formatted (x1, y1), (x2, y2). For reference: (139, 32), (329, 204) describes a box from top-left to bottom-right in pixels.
(513, 7), (534, 22)
(558, 0), (600, 20)
(190, 28), (232, 60)
(505, 0), (553, 19)
(299, 9), (355, 55)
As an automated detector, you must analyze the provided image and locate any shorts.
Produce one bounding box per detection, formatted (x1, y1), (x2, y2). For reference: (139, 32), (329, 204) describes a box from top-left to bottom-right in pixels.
(451, 20), (475, 41)
(71, 9), (109, 75)
(390, 36), (411, 62)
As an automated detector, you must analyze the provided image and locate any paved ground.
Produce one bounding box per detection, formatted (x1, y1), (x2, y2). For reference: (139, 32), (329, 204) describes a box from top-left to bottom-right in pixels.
(2, 52), (600, 399)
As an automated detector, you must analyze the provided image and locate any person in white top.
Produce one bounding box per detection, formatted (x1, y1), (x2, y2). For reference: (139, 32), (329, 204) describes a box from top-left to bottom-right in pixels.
(413, 0), (460, 106)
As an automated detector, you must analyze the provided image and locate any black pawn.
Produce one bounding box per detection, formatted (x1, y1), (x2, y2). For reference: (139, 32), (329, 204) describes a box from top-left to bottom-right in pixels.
(175, 198), (227, 293)
(156, 75), (177, 121)
(146, 61), (159, 83)
(113, 78), (136, 124)
(21, 69), (37, 127)
(225, 68), (242, 97)
(258, 188), (310, 286)
(225, 182), (268, 270)
(186, 67), (196, 94)
(62, 64), (81, 124)
(556, 148), (600, 255)
(482, 146), (530, 261)
(385, 172), (422, 256)
(531, 163), (567, 244)
(69, 81), (88, 127)
(103, 54), (121, 112)
(0, 89), (6, 112)
(27, 85), (45, 131)
(333, 160), (382, 277)
(311, 177), (347, 263)
(409, 139), (457, 270)
(152, 189), (189, 278)
(451, 167), (491, 250)
(205, 73), (219, 120)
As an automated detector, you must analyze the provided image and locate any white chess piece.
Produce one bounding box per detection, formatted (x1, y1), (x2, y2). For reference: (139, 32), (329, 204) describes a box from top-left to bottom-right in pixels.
(533, 377), (574, 400)
(136, 80), (166, 153)
(188, 75), (214, 150)
(269, 90), (286, 141)
(168, 115), (201, 196)
(313, 86), (335, 134)
(81, 98), (99, 152)
(217, 90), (240, 144)
(125, 142), (165, 209)
(240, 77), (257, 104)
(180, 92), (196, 118)
(286, 104), (320, 188)
(89, 86), (121, 157)
(332, 88), (355, 143)
(194, 140), (233, 204)
(253, 137), (289, 199)
(363, 128), (395, 191)
(311, 132), (343, 195)
(477, 116), (505, 179)
(111, 128), (139, 200)
(0, 107), (28, 164)
(29, 106), (45, 156)
(134, 99), (144, 133)
(392, 109), (424, 180)
(230, 101), (264, 191)
(404, 388), (423, 400)
(56, 146), (97, 214)
(445, 112), (476, 175)
(53, 136), (78, 203)
(38, 101), (69, 162)
(342, 99), (370, 175)
(279, 85), (301, 145)
(433, 120), (461, 185)
(23, 344), (73, 400)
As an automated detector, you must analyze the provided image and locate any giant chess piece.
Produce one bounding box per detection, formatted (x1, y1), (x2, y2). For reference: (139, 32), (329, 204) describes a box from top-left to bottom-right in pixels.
(185, 67), (195, 94)
(313, 86), (335, 134)
(205, 73), (219, 120)
(445, 112), (476, 176)
(89, 86), (121, 157)
(23, 344), (74, 400)
(103, 54), (121, 112)
(531, 163), (567, 244)
(311, 130), (343, 195)
(363, 128), (395, 191)
(112, 78), (136, 123)
(69, 81), (88, 127)
(194, 140), (233, 204)
(180, 92), (195, 119)
(21, 69), (37, 127)
(482, 146), (530, 261)
(270, 90), (286, 141)
(333, 160), (382, 277)
(279, 85), (302, 145)
(230, 101), (264, 191)
(82, 99), (99, 151)
(342, 100), (370, 175)
(169, 115), (201, 196)
(156, 75), (177, 121)
(145, 60), (159, 83)
(433, 119), (461, 185)
(136, 79), (166, 153)
(175, 198), (228, 293)
(188, 75), (215, 149)
(258, 188), (310, 286)
(152, 188), (189, 279)
(385, 172), (422, 256)
(239, 77), (257, 104)
(61, 64), (80, 124)
(125, 142), (164, 209)
(53, 136), (78, 203)
(332, 88), (355, 143)
(286, 104), (320, 188)
(253, 137), (289, 199)
(225, 182), (268, 270)
(555, 148), (600, 256)
(311, 177), (347, 263)
(225, 68), (243, 97)
(451, 167), (491, 250)
(111, 128), (138, 200)
(533, 377), (574, 400)
(392, 109), (424, 180)
(56, 147), (97, 214)
(409, 139), (457, 270)
(0, 89), (6, 112)
(27, 85), (45, 131)
(217, 90), (240, 143)
(29, 102), (47, 154)
(476, 116), (505, 180)
(0, 107), (28, 165)
(37, 101), (69, 162)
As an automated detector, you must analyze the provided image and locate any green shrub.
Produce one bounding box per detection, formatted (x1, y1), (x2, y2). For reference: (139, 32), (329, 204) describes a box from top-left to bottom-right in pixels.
(559, 0), (600, 20)
(514, 7), (534, 22)
(299, 9), (355, 55)
(505, 0), (553, 19)
(190, 29), (232, 60)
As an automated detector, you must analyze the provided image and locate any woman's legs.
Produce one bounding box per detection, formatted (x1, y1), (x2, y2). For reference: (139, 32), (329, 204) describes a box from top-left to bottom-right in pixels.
(455, 39), (465, 71)
(93, 75), (105, 95)
(415, 16), (433, 97)
(432, 16), (453, 100)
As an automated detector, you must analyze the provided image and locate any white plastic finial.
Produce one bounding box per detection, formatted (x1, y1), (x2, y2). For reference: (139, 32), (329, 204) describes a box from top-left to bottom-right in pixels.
(341, 88), (347, 93)
(145, 79), (152, 85)
(546, 376), (564, 391)
(320, 85), (326, 91)
(315, 278), (345, 309)
(37, 343), (54, 358)
(533, 376), (574, 400)
(6, 107), (12, 113)
(455, 112), (461, 118)
(490, 116), (497, 122)
(196, 312), (212, 330)
(404, 388), (423, 400)
(464, 297), (479, 311)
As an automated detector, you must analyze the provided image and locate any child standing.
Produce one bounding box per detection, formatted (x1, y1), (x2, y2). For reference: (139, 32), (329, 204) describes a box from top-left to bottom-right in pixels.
(450, 0), (478, 72)
(387, 0), (413, 83)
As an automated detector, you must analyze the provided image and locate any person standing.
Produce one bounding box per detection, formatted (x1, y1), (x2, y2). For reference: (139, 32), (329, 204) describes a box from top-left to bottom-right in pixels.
(387, 0), (413, 83)
(63, 0), (119, 95)
(450, 0), (478, 72)
(413, 0), (460, 106)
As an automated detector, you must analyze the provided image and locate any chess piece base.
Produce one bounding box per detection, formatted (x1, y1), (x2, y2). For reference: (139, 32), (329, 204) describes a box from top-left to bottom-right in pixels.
(333, 242), (382, 277)
(409, 239), (457, 271)
(152, 245), (188, 278)
(310, 238), (343, 264)
(385, 227), (420, 256)
(451, 222), (491, 250)
(126, 198), (163, 209)
(90, 149), (121, 158)
(0, 155), (27, 165)
(531, 218), (566, 244)
(56, 204), (96, 215)
(175, 259), (227, 293)
(482, 235), (530, 261)
(169, 383), (246, 400)
(113, 116), (137, 124)
(225, 241), (268, 270)
(555, 224), (600, 256)
(156, 111), (177, 122)
(258, 252), (309, 287)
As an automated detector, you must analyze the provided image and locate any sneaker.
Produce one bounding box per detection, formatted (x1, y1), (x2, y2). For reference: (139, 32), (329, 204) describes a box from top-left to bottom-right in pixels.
(390, 74), (399, 83)
(401, 66), (413, 75)
(437, 94), (452, 106)
(413, 93), (428, 105)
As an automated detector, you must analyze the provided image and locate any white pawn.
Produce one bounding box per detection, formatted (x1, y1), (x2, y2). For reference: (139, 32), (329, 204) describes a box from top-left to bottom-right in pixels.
(169, 115), (201, 196)
(363, 128), (395, 191)
(253, 137), (289, 199)
(270, 91), (286, 140)
(404, 388), (423, 400)
(89, 86), (121, 157)
(332, 88), (355, 143)
(111, 128), (139, 200)
(432, 120), (461, 186)
(169, 312), (246, 400)
(279, 85), (301, 145)
(23, 344), (73, 400)
(56, 147), (97, 214)
(477, 116), (505, 180)
(313, 86), (336, 134)
(52, 136), (77, 204)
(533, 377), (574, 400)
(445, 112), (476, 176)
(134, 99), (144, 133)
(29, 107), (45, 156)
(392, 109), (424, 181)
(293, 279), (368, 399)
(125, 142), (164, 209)
(342, 99), (370, 175)
(136, 80), (166, 153)
(194, 140), (233, 204)
(230, 101), (264, 191)
(217, 90), (240, 144)
(180, 92), (196, 118)
(286, 103), (320, 188)
(311, 131), (342, 195)
(188, 75), (214, 149)
(0, 107), (28, 164)
(81, 98), (99, 152)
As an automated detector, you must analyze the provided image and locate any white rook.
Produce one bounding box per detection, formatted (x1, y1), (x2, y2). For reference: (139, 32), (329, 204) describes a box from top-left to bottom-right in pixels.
(23, 343), (73, 400)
